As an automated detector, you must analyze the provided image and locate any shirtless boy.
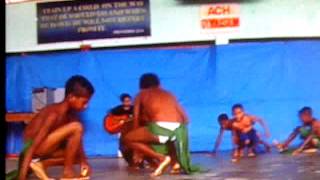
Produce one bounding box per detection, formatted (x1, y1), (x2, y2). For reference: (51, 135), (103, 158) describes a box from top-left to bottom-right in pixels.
(275, 107), (320, 155)
(19, 75), (94, 180)
(105, 93), (157, 169)
(213, 113), (271, 155)
(293, 118), (320, 155)
(276, 107), (319, 154)
(123, 73), (199, 177)
(212, 114), (239, 155)
(231, 104), (270, 158)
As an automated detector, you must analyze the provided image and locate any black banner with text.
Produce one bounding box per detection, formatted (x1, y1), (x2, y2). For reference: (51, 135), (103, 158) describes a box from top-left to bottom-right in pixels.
(37, 0), (150, 44)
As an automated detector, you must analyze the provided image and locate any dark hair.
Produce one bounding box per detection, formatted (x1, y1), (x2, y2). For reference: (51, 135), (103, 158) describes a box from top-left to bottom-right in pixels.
(139, 73), (160, 89)
(232, 103), (243, 111)
(120, 93), (131, 102)
(65, 75), (94, 97)
(218, 113), (229, 123)
(299, 106), (312, 115)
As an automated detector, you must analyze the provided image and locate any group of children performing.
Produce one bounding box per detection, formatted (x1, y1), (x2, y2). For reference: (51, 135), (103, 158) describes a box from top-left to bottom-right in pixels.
(213, 105), (320, 161)
(213, 104), (271, 161)
(7, 73), (320, 180)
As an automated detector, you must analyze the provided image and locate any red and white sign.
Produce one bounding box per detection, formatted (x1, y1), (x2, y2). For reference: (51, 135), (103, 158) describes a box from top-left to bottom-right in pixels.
(200, 4), (240, 30)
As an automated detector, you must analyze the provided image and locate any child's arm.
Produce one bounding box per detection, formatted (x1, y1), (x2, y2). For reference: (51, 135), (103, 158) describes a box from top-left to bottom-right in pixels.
(231, 129), (239, 149)
(252, 116), (270, 138)
(19, 113), (57, 180)
(78, 140), (91, 176)
(232, 132), (239, 146)
(213, 128), (224, 154)
(133, 94), (141, 129)
(292, 134), (313, 156)
(281, 126), (300, 149)
(78, 141), (88, 164)
(293, 122), (320, 155)
(69, 116), (90, 175)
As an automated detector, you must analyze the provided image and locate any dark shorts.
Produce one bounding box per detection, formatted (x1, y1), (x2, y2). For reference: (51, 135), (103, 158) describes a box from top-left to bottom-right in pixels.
(239, 129), (258, 148)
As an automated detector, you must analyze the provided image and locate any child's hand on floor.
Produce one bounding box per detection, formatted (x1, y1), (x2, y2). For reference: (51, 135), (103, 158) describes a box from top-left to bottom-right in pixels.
(292, 149), (302, 156)
(80, 162), (91, 177)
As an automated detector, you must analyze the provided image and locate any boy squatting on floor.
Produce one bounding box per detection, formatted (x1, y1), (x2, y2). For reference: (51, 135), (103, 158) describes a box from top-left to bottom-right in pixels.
(276, 107), (320, 155)
(14, 73), (200, 179)
(122, 73), (201, 177)
(229, 104), (270, 159)
(18, 75), (94, 180)
(212, 113), (271, 157)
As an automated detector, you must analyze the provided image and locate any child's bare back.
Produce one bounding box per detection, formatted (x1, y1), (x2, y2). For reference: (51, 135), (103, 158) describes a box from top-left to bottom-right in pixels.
(137, 88), (187, 123)
(24, 103), (73, 141)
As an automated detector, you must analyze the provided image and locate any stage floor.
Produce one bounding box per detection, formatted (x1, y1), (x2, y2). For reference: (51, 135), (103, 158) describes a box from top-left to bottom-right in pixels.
(6, 151), (320, 180)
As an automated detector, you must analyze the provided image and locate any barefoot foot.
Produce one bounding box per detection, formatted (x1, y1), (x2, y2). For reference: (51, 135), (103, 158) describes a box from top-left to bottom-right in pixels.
(150, 156), (171, 177)
(248, 152), (256, 157)
(170, 163), (181, 174)
(30, 161), (55, 180)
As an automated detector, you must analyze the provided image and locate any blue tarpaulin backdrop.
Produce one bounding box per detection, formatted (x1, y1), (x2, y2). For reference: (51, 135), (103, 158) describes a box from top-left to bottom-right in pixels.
(6, 40), (320, 156)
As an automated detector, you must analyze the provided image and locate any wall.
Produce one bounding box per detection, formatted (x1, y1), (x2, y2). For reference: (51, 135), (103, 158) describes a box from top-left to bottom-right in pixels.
(6, 40), (320, 156)
(6, 0), (320, 53)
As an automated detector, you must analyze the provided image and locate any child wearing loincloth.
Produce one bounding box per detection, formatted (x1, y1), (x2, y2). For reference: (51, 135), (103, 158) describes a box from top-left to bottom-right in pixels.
(15, 75), (94, 180)
(123, 73), (201, 177)
(231, 104), (270, 159)
(276, 107), (320, 154)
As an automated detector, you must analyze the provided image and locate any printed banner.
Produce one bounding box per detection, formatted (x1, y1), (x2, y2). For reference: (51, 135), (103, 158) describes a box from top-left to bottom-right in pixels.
(200, 4), (240, 31)
(37, 0), (150, 44)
